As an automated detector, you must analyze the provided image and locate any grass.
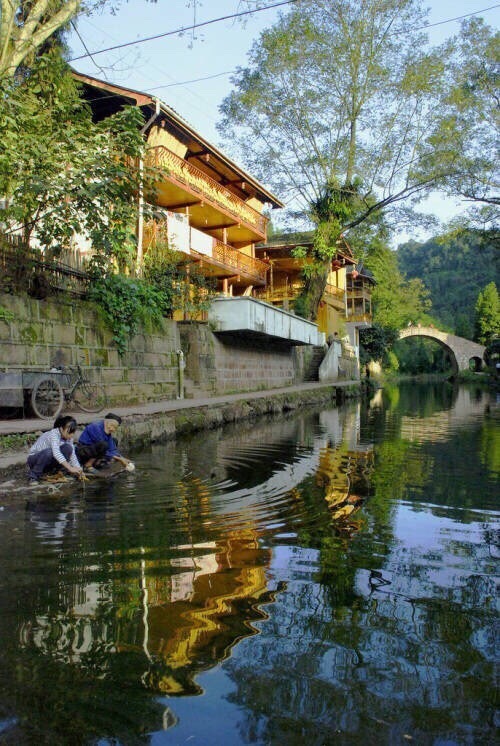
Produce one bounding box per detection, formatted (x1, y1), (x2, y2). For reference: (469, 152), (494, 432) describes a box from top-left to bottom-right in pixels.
(0, 432), (38, 453)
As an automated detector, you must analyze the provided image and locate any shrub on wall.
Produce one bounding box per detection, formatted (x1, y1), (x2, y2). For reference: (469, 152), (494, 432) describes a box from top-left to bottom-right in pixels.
(89, 273), (165, 356)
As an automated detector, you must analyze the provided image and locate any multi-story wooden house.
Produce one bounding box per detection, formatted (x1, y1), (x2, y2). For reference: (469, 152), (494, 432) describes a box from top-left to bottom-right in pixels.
(73, 72), (284, 302)
(255, 233), (360, 339)
(255, 235), (375, 375)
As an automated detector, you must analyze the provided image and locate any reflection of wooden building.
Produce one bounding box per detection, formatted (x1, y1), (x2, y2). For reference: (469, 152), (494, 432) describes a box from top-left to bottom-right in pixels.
(317, 443), (374, 523)
(126, 528), (273, 695)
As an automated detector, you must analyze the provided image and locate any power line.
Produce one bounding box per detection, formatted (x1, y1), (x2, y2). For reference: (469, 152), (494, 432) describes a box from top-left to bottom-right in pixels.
(75, 2), (500, 98)
(412, 4), (500, 33)
(69, 0), (299, 62)
(69, 1), (500, 75)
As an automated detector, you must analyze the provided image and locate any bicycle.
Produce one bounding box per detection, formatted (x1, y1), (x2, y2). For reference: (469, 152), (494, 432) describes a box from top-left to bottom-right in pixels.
(30, 363), (108, 419)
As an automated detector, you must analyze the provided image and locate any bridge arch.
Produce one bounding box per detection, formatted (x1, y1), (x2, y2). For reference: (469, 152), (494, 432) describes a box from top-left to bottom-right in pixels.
(398, 326), (486, 373)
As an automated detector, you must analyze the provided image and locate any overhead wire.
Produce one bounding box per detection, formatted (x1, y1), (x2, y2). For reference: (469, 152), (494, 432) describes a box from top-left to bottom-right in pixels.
(69, 2), (500, 63)
(70, 3), (500, 97)
(68, 0), (300, 61)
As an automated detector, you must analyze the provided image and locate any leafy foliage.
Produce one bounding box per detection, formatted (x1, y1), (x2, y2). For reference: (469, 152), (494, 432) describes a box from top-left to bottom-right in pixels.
(88, 272), (165, 356)
(218, 0), (452, 318)
(0, 0), (81, 79)
(0, 52), (145, 266)
(143, 241), (216, 319)
(397, 230), (499, 338)
(475, 282), (500, 346)
(417, 18), (499, 231)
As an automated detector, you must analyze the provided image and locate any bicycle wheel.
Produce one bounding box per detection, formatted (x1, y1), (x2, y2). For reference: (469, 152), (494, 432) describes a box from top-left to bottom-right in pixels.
(75, 382), (107, 413)
(31, 378), (64, 419)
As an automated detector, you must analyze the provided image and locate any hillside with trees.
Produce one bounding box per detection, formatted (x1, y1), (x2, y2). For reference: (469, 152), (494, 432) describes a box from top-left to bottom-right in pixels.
(397, 230), (499, 339)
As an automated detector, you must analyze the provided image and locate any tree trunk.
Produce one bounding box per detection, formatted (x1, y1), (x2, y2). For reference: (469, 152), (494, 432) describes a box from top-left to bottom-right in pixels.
(300, 259), (331, 321)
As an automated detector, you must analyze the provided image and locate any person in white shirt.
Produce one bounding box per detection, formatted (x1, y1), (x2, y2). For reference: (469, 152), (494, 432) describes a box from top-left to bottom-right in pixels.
(27, 415), (83, 483)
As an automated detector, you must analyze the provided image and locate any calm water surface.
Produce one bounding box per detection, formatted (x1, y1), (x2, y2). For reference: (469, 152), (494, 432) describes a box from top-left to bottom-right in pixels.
(0, 383), (498, 745)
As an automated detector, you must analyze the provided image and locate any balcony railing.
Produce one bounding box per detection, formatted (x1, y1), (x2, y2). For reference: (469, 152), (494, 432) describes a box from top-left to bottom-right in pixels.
(324, 283), (345, 304)
(346, 311), (372, 323)
(210, 240), (268, 283)
(146, 146), (268, 236)
(143, 220), (268, 284)
(253, 281), (301, 303)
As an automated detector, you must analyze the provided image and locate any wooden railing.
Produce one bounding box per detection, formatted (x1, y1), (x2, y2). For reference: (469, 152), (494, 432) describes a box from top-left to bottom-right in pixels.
(142, 220), (268, 283)
(211, 240), (268, 283)
(0, 235), (90, 298)
(324, 283), (345, 301)
(253, 282), (301, 302)
(346, 311), (372, 323)
(146, 146), (268, 236)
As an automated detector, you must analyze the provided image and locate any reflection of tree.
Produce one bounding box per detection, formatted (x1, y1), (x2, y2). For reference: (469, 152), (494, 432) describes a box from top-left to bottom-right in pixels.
(480, 413), (500, 476)
(222, 519), (498, 744)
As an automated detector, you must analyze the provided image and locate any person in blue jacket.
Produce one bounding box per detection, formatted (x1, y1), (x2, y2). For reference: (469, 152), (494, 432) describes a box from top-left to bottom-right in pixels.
(76, 413), (134, 471)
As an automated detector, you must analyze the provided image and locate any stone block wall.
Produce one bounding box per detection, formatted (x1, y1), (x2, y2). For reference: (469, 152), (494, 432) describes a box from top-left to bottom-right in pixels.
(0, 293), (180, 405)
(179, 322), (313, 395)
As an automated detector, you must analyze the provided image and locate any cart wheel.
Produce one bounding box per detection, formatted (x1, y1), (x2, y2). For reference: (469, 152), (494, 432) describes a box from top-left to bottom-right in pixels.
(31, 378), (64, 419)
(75, 383), (107, 413)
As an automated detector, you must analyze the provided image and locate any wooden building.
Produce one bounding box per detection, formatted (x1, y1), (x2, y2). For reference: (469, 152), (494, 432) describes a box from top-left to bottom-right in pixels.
(72, 72), (283, 300)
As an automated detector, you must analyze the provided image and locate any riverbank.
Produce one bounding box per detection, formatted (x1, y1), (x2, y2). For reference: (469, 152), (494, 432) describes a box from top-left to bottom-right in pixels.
(0, 379), (361, 480)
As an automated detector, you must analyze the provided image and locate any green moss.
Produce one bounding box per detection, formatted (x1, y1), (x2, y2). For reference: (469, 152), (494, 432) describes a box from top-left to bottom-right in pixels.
(20, 324), (38, 343)
(75, 326), (85, 345)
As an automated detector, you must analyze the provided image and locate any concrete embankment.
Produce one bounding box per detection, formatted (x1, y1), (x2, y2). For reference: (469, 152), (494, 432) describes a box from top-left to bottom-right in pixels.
(0, 380), (361, 480)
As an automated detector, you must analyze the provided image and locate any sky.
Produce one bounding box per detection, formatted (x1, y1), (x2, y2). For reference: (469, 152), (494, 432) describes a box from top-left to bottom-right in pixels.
(68, 1), (500, 243)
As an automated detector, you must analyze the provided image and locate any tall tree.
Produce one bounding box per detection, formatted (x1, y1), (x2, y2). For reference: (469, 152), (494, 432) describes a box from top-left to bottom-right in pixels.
(475, 282), (500, 346)
(0, 0), (82, 79)
(218, 0), (450, 319)
(417, 18), (499, 234)
(0, 50), (145, 267)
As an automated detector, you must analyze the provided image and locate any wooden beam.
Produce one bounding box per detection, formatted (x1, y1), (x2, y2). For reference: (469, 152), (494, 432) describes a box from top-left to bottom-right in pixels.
(206, 222), (239, 231)
(164, 199), (203, 210)
(220, 178), (248, 190)
(186, 150), (210, 162)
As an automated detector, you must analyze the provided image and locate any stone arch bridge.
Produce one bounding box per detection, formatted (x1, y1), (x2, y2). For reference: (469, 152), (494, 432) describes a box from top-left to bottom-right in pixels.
(399, 326), (486, 373)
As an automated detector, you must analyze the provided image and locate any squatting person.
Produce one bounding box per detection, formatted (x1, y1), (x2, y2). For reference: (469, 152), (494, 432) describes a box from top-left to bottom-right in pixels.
(27, 415), (83, 483)
(76, 413), (134, 471)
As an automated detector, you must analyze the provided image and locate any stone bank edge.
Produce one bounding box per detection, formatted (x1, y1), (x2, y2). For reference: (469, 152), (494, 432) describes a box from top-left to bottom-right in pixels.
(0, 383), (361, 477)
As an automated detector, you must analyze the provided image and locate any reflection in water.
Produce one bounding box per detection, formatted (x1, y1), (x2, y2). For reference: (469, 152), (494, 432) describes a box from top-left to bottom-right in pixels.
(0, 385), (497, 744)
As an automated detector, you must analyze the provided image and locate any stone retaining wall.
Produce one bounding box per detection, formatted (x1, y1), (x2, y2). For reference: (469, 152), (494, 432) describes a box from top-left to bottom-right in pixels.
(178, 322), (320, 395)
(0, 293), (180, 405)
(0, 294), (328, 407)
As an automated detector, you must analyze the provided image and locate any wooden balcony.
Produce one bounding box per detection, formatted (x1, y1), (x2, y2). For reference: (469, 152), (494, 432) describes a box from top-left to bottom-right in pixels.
(146, 146), (268, 243)
(207, 240), (268, 284)
(346, 312), (372, 324)
(253, 281), (301, 304)
(324, 283), (346, 310)
(142, 220), (268, 286)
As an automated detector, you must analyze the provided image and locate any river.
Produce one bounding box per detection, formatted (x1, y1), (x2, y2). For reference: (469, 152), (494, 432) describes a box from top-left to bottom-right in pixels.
(0, 382), (498, 745)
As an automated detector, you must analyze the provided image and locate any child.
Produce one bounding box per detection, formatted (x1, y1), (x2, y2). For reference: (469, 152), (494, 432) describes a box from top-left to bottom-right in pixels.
(27, 415), (83, 483)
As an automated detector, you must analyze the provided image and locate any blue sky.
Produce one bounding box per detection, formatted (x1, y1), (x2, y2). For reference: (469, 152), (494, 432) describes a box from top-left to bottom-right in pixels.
(68, 1), (500, 241)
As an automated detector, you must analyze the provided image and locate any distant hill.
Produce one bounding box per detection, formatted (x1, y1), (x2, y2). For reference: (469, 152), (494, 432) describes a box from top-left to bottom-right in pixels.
(397, 231), (499, 339)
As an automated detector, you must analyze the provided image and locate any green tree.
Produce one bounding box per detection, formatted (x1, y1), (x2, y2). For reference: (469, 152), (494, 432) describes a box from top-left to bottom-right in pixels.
(0, 51), (145, 266)
(475, 282), (500, 345)
(219, 0), (450, 319)
(0, 0), (82, 79)
(397, 229), (499, 336)
(417, 18), (499, 233)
